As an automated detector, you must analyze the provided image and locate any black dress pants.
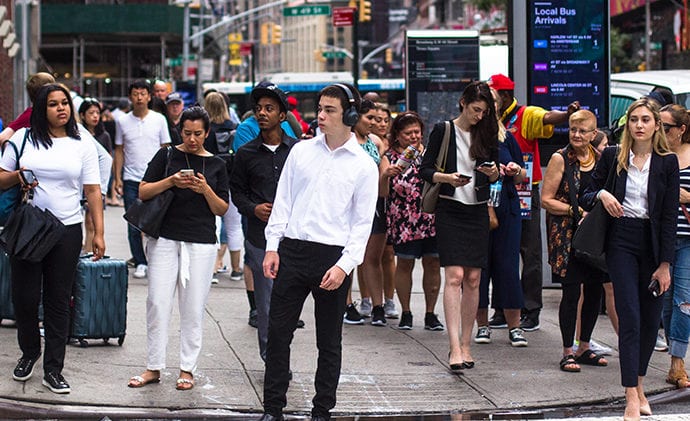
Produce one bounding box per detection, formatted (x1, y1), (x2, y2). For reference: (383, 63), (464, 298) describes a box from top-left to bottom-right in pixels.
(263, 238), (350, 419)
(11, 223), (82, 375)
(607, 217), (661, 387)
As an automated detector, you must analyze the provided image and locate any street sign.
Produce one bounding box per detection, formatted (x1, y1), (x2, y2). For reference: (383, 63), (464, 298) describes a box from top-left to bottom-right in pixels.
(239, 42), (253, 56)
(283, 5), (331, 17)
(323, 51), (347, 59)
(332, 7), (355, 27)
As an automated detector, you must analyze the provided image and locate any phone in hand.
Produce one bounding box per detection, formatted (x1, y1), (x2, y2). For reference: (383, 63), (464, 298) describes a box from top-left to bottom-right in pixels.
(648, 279), (661, 297)
(478, 161), (495, 168)
(180, 169), (194, 177)
(19, 169), (36, 185)
(458, 173), (472, 181)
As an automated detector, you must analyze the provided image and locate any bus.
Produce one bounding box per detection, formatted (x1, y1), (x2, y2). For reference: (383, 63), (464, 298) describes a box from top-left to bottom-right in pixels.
(202, 73), (406, 121)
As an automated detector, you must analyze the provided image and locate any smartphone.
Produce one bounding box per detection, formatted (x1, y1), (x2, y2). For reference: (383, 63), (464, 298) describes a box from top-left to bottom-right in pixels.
(478, 161), (495, 168)
(458, 174), (472, 180)
(19, 169), (36, 185)
(648, 279), (661, 297)
(180, 169), (194, 177)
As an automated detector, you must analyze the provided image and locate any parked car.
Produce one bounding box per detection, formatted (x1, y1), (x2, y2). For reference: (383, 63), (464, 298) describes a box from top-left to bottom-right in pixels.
(611, 70), (690, 109)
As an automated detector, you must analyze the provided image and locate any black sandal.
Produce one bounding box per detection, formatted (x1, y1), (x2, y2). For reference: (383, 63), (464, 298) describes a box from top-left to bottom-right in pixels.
(575, 349), (608, 366)
(559, 354), (581, 372)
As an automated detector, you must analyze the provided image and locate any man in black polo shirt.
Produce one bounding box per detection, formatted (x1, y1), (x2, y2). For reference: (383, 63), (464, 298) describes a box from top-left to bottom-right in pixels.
(229, 82), (297, 362)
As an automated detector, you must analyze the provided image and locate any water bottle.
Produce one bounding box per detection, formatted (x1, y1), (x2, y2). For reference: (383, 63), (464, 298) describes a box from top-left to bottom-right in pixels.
(396, 145), (419, 170)
(488, 177), (502, 207)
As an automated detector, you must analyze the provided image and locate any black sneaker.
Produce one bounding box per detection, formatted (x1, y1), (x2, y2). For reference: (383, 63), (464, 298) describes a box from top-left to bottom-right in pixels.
(343, 304), (364, 325)
(248, 309), (258, 328)
(424, 313), (445, 331)
(509, 327), (529, 347)
(520, 314), (541, 332)
(488, 310), (508, 329)
(398, 311), (413, 330)
(13, 355), (40, 381)
(42, 371), (71, 394)
(371, 305), (387, 326)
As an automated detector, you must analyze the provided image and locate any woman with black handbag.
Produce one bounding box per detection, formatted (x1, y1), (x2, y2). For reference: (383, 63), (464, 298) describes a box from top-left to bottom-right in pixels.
(582, 98), (679, 420)
(419, 81), (500, 371)
(0, 83), (104, 394)
(127, 106), (228, 391)
(542, 110), (609, 373)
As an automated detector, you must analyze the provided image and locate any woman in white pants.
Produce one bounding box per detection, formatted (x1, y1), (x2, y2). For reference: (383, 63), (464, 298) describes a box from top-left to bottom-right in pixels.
(127, 106), (229, 390)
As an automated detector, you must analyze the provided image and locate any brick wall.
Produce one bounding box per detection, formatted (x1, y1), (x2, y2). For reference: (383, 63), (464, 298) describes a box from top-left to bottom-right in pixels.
(0, 0), (14, 128)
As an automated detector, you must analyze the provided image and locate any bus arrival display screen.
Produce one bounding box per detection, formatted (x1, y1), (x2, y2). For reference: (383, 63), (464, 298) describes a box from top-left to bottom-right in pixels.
(406, 30), (480, 133)
(527, 0), (609, 129)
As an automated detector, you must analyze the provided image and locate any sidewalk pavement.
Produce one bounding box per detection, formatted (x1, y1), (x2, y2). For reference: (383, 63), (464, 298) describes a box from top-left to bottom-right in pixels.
(0, 205), (678, 419)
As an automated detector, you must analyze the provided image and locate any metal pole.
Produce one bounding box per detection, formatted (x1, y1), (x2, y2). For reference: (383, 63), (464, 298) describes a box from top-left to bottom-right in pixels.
(160, 36), (166, 79)
(197, 2), (204, 101)
(645, 0), (651, 69)
(20, 0), (29, 110)
(352, 14), (359, 89)
(183, 2), (190, 82)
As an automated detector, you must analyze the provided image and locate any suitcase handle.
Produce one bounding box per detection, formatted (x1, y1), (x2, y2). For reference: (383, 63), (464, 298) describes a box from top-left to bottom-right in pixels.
(100, 274), (112, 279)
(79, 253), (111, 260)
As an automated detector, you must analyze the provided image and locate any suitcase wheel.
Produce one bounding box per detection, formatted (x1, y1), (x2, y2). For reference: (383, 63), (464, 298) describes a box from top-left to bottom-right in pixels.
(78, 339), (88, 348)
(102, 338), (109, 345)
(118, 335), (125, 346)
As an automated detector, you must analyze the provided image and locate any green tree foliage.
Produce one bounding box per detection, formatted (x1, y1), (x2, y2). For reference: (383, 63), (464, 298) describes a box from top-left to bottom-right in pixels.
(468, 0), (508, 12)
(610, 27), (637, 72)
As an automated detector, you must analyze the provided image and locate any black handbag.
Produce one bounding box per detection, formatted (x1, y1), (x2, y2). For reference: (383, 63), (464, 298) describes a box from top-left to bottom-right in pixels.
(570, 149), (618, 273)
(123, 147), (174, 239)
(421, 121), (450, 213)
(0, 190), (66, 262)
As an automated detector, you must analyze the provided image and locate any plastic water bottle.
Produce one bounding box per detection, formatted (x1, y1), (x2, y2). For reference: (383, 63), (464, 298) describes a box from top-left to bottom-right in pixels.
(488, 177), (502, 207)
(396, 145), (419, 170)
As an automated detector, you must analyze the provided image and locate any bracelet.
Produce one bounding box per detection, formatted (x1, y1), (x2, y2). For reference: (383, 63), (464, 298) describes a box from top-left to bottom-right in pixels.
(567, 206), (573, 217)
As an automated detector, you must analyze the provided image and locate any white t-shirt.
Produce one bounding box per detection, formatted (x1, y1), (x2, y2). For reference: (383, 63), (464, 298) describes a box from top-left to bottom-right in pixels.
(114, 110), (171, 182)
(1, 128), (100, 225)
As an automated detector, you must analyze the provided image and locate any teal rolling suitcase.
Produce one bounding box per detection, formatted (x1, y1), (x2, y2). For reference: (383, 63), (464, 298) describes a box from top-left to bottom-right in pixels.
(70, 255), (128, 347)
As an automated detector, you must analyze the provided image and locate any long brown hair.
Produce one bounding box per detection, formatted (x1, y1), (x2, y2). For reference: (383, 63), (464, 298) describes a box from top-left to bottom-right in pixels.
(617, 98), (672, 173)
(458, 81), (499, 159)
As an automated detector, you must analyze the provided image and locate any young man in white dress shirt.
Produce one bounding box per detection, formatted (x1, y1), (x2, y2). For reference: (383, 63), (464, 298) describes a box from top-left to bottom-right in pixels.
(259, 84), (379, 421)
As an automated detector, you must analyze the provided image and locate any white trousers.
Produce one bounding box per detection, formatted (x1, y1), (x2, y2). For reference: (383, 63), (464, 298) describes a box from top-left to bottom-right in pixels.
(145, 236), (216, 373)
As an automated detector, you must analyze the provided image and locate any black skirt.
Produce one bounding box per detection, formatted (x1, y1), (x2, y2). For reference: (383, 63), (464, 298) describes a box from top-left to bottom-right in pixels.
(435, 198), (489, 269)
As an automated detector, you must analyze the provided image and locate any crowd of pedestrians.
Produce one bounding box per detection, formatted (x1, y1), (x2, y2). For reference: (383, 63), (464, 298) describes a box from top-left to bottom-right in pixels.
(4, 72), (690, 421)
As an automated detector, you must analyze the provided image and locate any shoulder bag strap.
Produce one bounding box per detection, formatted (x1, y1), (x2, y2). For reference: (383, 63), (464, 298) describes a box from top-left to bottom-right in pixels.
(561, 148), (581, 221)
(436, 121), (451, 171)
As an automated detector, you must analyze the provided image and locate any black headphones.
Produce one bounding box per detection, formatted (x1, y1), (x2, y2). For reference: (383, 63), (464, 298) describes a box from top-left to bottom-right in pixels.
(333, 83), (360, 127)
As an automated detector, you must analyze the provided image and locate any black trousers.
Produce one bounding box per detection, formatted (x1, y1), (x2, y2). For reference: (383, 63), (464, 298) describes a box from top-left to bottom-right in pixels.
(520, 185), (543, 313)
(263, 238), (350, 419)
(558, 280), (602, 348)
(11, 223), (82, 375)
(607, 217), (661, 387)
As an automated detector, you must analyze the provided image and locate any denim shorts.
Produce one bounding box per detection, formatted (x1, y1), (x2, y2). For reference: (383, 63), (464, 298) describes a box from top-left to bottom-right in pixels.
(393, 237), (439, 259)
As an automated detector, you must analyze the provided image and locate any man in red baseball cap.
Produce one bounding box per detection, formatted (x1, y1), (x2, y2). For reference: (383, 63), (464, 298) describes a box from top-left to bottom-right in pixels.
(487, 73), (580, 333)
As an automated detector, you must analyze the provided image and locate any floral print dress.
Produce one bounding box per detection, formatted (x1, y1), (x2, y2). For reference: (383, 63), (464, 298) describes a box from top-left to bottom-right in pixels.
(385, 148), (436, 245)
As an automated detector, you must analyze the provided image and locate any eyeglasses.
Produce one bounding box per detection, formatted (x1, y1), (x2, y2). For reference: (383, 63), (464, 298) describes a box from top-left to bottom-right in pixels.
(663, 123), (680, 133)
(569, 128), (596, 135)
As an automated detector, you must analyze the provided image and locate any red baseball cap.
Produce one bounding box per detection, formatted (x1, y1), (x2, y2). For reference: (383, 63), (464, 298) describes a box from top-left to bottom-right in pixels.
(488, 74), (515, 91)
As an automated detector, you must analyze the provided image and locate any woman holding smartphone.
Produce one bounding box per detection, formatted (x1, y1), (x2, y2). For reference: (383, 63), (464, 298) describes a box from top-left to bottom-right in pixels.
(420, 81), (500, 371)
(128, 106), (228, 391)
(0, 83), (104, 394)
(581, 98), (679, 419)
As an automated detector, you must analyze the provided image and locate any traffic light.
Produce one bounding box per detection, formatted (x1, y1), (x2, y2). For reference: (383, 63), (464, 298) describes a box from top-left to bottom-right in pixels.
(358, 0), (371, 22)
(385, 48), (393, 64)
(260, 23), (270, 45)
(271, 24), (282, 44)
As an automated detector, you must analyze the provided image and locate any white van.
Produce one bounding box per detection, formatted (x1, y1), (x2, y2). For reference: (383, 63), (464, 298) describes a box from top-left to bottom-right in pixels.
(611, 70), (690, 108)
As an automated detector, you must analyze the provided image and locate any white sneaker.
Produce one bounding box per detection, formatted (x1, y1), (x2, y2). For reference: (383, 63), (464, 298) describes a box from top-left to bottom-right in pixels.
(655, 332), (668, 352)
(211, 277), (219, 284)
(133, 264), (147, 279)
(589, 339), (613, 356)
(384, 298), (399, 319)
(359, 298), (372, 318)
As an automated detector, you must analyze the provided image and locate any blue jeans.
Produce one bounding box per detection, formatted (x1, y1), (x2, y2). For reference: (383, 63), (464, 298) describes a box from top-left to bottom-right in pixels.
(663, 237), (690, 358)
(123, 180), (147, 265)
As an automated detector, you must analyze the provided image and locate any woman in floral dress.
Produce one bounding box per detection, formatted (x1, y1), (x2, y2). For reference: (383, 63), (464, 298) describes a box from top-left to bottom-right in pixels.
(380, 111), (443, 331)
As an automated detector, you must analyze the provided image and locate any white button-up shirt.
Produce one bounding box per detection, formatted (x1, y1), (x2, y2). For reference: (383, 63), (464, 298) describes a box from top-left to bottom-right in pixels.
(265, 133), (379, 274)
(622, 150), (651, 219)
